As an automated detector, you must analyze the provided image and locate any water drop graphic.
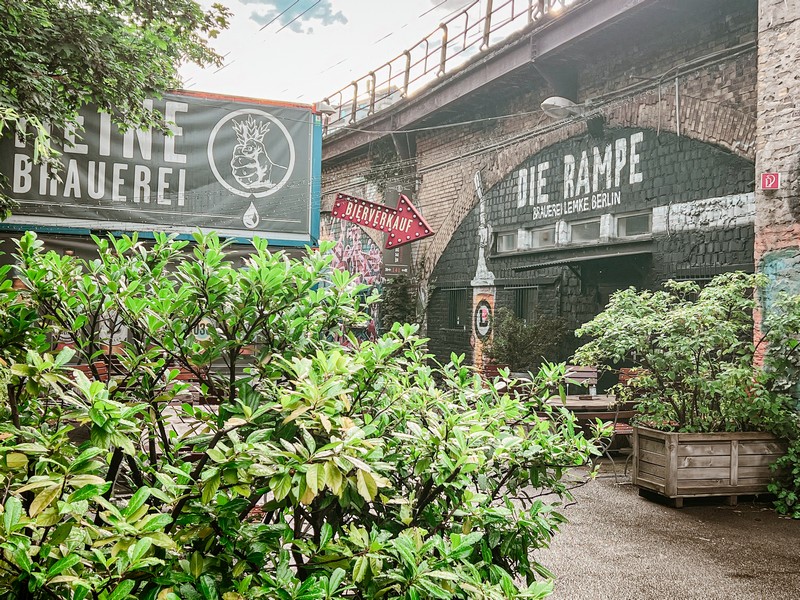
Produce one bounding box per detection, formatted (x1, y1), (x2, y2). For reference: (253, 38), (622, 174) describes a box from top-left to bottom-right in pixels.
(243, 202), (260, 229)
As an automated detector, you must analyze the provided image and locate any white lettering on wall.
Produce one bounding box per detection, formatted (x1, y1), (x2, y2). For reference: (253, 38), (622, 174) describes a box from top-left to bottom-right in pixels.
(576, 150), (591, 197)
(563, 154), (576, 199)
(536, 162), (549, 204)
(133, 165), (151, 203)
(13, 154), (32, 193)
(62, 159), (81, 198)
(157, 167), (172, 204)
(177, 169), (185, 206)
(38, 165), (58, 196)
(164, 101), (188, 164)
(517, 168), (528, 208)
(516, 131), (647, 221)
(112, 163), (128, 202)
(614, 138), (627, 187)
(592, 144), (612, 191)
(87, 161), (106, 200)
(629, 131), (644, 184)
(123, 99), (154, 160)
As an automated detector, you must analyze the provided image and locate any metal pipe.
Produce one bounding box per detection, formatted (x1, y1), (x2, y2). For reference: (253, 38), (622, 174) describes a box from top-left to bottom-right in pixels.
(439, 23), (449, 75)
(348, 82), (358, 124)
(403, 51), (411, 96)
(367, 73), (376, 115)
(482, 0), (494, 50)
(675, 76), (681, 137)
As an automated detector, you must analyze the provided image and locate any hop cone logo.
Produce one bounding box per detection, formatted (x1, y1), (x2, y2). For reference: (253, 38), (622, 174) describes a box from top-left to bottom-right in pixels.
(230, 116), (280, 190)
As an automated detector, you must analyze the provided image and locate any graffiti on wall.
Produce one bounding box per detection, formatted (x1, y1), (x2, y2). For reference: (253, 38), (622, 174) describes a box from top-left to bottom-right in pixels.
(321, 215), (384, 340)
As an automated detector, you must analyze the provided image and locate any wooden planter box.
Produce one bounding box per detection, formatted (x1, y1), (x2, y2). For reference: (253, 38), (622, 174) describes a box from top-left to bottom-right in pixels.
(632, 426), (786, 507)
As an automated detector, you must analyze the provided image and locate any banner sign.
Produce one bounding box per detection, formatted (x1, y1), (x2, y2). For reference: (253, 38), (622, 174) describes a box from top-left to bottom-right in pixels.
(331, 192), (434, 248)
(0, 91), (321, 244)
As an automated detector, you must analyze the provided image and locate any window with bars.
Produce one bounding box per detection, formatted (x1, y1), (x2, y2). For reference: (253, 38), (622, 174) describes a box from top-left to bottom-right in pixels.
(447, 289), (469, 329)
(513, 287), (539, 322)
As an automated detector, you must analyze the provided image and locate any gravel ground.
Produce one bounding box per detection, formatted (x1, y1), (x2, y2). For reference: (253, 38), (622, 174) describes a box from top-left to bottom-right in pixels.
(535, 462), (800, 600)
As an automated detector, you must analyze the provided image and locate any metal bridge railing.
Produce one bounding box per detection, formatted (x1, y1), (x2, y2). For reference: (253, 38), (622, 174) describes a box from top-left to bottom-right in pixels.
(321, 0), (583, 135)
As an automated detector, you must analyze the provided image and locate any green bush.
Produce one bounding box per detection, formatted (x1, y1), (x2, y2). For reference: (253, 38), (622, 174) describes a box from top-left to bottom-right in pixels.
(757, 293), (800, 518)
(0, 231), (602, 599)
(574, 273), (766, 433)
(379, 274), (419, 331)
(485, 309), (570, 374)
(574, 272), (800, 517)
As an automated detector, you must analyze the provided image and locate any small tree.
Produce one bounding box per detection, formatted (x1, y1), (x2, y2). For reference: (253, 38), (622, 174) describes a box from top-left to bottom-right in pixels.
(485, 308), (570, 374)
(0, 231), (602, 599)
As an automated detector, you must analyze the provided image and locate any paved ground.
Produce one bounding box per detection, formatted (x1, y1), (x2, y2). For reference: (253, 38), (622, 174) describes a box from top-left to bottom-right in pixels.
(535, 462), (800, 600)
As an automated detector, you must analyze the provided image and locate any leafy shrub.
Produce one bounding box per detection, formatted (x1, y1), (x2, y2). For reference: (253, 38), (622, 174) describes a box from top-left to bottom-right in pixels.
(574, 273), (765, 433)
(485, 309), (570, 374)
(379, 274), (418, 331)
(0, 231), (601, 599)
(574, 272), (800, 517)
(757, 293), (800, 518)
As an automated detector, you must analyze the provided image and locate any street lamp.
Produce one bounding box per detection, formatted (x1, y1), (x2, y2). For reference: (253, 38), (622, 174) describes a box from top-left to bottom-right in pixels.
(540, 96), (585, 119)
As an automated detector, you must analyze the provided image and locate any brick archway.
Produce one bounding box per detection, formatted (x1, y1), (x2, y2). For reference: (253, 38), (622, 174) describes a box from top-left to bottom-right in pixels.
(418, 92), (755, 283)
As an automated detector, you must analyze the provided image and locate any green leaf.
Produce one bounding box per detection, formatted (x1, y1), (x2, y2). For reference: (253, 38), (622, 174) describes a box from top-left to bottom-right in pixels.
(352, 556), (368, 583)
(10, 546), (33, 573)
(69, 483), (112, 503)
(356, 469), (377, 502)
(70, 474), (107, 488)
(108, 579), (136, 600)
(206, 448), (227, 463)
(123, 487), (151, 518)
(47, 554), (81, 579)
(199, 574), (219, 600)
(269, 474), (291, 502)
(74, 586), (90, 600)
(30, 485), (61, 517)
(49, 521), (75, 545)
(129, 537), (153, 563)
(419, 579), (451, 600)
(4, 497), (22, 532)
(305, 463), (323, 496)
(6, 452), (28, 469)
(17, 478), (61, 493)
(201, 472), (220, 504)
(143, 532), (177, 549)
(10, 363), (35, 377)
(139, 514), (173, 533)
(319, 523), (333, 549)
(190, 551), (205, 578)
(325, 462), (343, 496)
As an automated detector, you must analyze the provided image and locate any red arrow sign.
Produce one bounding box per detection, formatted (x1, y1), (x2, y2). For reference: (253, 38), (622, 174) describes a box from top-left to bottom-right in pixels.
(331, 193), (434, 248)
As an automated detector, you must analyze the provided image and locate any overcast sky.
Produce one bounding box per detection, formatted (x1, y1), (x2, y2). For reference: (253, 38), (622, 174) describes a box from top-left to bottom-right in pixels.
(180, 0), (474, 105)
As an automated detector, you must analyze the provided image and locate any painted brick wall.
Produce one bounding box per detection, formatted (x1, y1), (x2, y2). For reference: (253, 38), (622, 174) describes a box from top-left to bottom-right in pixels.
(426, 129), (756, 364)
(754, 0), (800, 343)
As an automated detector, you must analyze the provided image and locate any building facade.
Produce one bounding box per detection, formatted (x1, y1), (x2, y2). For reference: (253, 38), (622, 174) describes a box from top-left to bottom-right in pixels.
(323, 0), (763, 369)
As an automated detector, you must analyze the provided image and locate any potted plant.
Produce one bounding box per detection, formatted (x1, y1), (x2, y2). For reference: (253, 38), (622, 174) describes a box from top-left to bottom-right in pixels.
(573, 272), (791, 507)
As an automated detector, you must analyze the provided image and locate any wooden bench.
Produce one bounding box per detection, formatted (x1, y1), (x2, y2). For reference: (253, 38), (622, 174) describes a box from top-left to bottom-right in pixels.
(564, 365), (598, 395)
